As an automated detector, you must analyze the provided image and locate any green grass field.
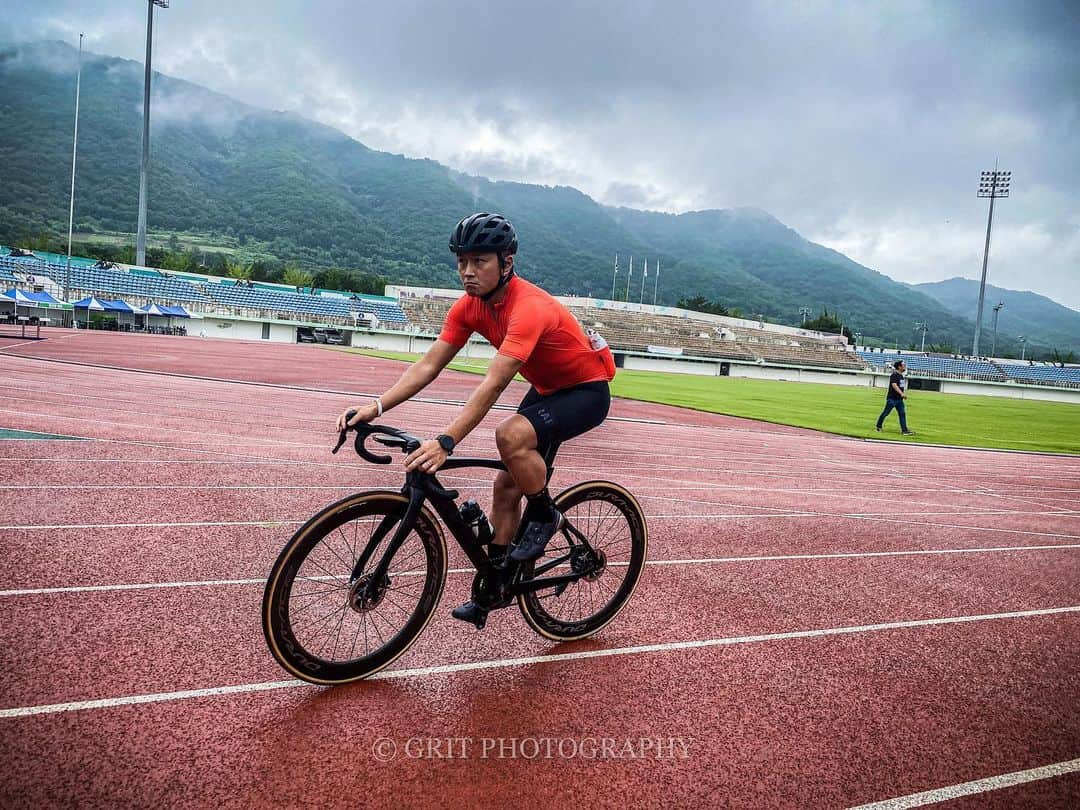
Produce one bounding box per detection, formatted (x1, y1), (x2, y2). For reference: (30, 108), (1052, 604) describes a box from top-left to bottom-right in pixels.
(337, 348), (1080, 454)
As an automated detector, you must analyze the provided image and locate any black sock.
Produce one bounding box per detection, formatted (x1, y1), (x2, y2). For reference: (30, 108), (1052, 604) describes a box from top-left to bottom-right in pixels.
(523, 488), (555, 523)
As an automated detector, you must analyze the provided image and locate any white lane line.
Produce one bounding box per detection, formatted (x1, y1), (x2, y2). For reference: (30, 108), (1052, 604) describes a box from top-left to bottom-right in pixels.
(0, 520), (306, 530)
(0, 484), (489, 491)
(4, 514), (1079, 535)
(2, 605), (1077, 718)
(3, 543), (1078, 597)
(846, 514), (1080, 539)
(847, 758), (1080, 809)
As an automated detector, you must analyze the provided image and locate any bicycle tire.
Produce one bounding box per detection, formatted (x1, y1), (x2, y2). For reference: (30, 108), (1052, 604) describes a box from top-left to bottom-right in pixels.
(518, 480), (647, 641)
(262, 491), (447, 684)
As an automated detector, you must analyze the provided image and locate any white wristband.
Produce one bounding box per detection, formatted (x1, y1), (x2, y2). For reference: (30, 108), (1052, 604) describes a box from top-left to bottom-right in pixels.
(374, 397), (384, 417)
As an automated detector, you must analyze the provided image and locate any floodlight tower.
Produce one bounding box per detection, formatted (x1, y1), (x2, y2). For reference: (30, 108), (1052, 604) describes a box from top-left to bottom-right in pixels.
(853, 330), (862, 348)
(990, 300), (1005, 357)
(136, 0), (170, 267)
(1018, 335), (1027, 361)
(972, 167), (1011, 356)
(611, 254), (619, 301)
(799, 306), (812, 324)
(915, 321), (928, 352)
(64, 34), (84, 305)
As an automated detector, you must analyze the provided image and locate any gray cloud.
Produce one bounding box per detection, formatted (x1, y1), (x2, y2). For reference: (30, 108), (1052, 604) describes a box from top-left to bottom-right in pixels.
(3, 0), (1079, 307)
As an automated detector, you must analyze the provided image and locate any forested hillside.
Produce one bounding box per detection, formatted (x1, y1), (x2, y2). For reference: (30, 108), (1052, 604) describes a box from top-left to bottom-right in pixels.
(915, 278), (1080, 356)
(1, 40), (1010, 351)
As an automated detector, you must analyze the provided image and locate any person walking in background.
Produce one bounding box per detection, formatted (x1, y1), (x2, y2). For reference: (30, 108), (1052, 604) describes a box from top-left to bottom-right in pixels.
(876, 359), (915, 435)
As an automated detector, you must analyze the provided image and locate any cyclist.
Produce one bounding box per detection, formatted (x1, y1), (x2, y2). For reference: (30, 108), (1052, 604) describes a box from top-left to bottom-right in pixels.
(337, 212), (616, 625)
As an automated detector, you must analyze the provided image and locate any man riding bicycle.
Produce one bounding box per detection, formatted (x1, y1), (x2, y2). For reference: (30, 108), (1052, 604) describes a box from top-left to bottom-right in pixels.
(337, 212), (616, 625)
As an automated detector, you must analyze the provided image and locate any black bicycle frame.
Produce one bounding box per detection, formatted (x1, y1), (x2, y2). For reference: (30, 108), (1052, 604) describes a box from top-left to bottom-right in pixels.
(351, 461), (595, 602)
(335, 420), (596, 603)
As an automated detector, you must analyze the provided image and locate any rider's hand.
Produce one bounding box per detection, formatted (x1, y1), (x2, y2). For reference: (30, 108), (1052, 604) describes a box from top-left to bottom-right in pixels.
(336, 403), (378, 431)
(405, 439), (448, 474)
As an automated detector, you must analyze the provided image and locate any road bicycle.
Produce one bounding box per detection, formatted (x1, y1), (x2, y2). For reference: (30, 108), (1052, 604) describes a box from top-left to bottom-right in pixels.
(262, 418), (648, 685)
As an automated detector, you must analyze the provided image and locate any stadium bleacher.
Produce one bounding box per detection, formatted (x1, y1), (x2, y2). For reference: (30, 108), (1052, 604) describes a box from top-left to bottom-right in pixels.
(25, 261), (210, 304)
(349, 297), (409, 324)
(996, 364), (1080, 387)
(200, 281), (350, 319)
(1, 254), (409, 325)
(857, 349), (1006, 381)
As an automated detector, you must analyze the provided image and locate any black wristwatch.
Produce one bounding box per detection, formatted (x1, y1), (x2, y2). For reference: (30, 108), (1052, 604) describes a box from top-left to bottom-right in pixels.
(435, 434), (455, 455)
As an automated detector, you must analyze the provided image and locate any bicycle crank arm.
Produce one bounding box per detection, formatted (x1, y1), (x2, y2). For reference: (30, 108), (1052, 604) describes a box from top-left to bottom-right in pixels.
(509, 570), (594, 595)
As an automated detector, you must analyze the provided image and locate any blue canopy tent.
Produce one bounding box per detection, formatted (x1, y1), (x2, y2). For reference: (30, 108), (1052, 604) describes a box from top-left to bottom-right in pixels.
(25, 290), (70, 307)
(161, 304), (191, 318)
(1, 289), (35, 329)
(72, 295), (108, 327)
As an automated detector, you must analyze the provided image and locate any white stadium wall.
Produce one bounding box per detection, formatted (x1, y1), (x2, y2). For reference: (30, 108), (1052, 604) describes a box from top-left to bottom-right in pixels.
(937, 379), (1080, 403)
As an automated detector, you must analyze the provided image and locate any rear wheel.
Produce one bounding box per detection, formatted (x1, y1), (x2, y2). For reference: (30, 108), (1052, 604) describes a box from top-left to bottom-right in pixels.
(518, 481), (647, 641)
(262, 491), (446, 684)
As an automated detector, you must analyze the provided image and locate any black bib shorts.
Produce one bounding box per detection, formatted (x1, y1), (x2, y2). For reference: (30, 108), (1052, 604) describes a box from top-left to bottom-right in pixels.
(516, 380), (611, 463)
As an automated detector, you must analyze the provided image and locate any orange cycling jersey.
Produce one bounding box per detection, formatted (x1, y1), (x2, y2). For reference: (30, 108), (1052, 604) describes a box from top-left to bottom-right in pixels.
(438, 276), (616, 395)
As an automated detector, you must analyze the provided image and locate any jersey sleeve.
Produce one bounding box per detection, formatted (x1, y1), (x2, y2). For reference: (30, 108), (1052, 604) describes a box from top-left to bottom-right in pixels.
(498, 295), (552, 363)
(437, 297), (474, 347)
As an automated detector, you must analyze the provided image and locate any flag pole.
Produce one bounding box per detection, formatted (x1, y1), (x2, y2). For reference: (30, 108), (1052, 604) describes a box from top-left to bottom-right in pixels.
(653, 257), (660, 305)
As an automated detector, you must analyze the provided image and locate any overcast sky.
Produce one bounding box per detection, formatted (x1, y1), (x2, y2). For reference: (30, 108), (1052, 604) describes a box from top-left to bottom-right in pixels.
(5, 1), (1079, 309)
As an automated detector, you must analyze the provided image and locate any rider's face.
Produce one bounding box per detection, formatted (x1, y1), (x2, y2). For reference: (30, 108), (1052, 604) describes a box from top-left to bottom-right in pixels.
(457, 252), (510, 297)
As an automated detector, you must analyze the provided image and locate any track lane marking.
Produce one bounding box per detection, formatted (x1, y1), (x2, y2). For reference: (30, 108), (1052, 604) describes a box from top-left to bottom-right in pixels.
(847, 758), (1080, 809)
(2, 543), (1078, 596)
(2, 605), (1077, 718)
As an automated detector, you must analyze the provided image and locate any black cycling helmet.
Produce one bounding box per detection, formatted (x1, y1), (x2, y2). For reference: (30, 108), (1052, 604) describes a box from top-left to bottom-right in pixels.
(449, 213), (518, 256)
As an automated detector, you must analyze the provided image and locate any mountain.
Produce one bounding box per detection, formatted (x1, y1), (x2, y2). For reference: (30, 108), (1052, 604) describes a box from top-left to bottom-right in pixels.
(914, 278), (1080, 355)
(1, 40), (988, 350)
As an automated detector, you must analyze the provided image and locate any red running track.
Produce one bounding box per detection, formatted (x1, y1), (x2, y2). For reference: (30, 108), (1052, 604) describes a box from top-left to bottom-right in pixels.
(2, 330), (1079, 808)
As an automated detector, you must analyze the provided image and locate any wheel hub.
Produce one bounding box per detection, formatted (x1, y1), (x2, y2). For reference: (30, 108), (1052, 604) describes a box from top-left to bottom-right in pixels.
(571, 546), (606, 581)
(348, 573), (389, 613)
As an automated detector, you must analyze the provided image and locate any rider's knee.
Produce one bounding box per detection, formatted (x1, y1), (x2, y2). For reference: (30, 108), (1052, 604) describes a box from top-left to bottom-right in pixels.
(495, 417), (532, 460)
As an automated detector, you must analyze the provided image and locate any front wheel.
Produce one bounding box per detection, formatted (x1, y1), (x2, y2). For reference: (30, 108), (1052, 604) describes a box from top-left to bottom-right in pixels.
(518, 481), (648, 641)
(262, 491), (447, 684)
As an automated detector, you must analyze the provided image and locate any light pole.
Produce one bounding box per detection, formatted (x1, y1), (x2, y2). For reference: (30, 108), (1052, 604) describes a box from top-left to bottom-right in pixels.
(1018, 335), (1027, 361)
(972, 167), (1011, 356)
(990, 300), (1005, 357)
(625, 256), (633, 302)
(611, 254), (619, 301)
(136, 0), (170, 267)
(639, 258), (648, 304)
(854, 330), (862, 348)
(64, 33), (84, 306)
(915, 321), (928, 352)
(799, 306), (811, 324)
(652, 257), (660, 305)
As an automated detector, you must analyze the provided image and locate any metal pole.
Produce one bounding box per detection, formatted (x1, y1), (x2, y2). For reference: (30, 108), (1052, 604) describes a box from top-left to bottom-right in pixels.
(990, 301), (1004, 357)
(640, 257), (647, 304)
(65, 34), (83, 307)
(136, 1), (155, 267)
(611, 254), (618, 300)
(625, 256), (633, 301)
(653, 258), (659, 305)
(972, 191), (995, 356)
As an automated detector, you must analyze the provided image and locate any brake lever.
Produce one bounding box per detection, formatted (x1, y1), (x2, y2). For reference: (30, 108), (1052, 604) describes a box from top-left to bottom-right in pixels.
(331, 410), (357, 455)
